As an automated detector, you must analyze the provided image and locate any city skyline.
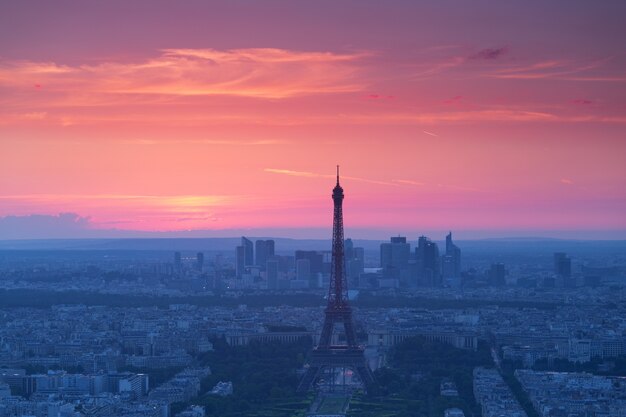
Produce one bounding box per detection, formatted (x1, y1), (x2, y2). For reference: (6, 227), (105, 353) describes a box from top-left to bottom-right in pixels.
(1, 1), (625, 240)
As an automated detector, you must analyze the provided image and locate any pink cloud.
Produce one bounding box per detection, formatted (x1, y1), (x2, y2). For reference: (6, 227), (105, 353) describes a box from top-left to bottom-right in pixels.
(0, 48), (368, 100)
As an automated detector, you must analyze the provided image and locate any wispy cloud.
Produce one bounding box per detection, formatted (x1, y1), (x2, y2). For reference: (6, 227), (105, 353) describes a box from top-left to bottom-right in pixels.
(410, 56), (465, 79)
(264, 168), (397, 186)
(486, 58), (620, 81)
(422, 130), (438, 137)
(393, 179), (425, 186)
(342, 109), (559, 124)
(393, 179), (481, 192)
(121, 139), (285, 146)
(0, 48), (368, 101)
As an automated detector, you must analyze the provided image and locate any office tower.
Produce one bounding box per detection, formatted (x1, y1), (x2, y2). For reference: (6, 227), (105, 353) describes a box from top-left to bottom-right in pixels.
(296, 258), (311, 281)
(380, 236), (411, 283)
(554, 252), (573, 287)
(442, 232), (461, 286)
(445, 232), (461, 276)
(196, 252), (204, 271)
(235, 246), (245, 278)
(255, 239), (275, 268)
(298, 167), (376, 395)
(255, 240), (266, 267)
(241, 237), (253, 266)
(347, 258), (363, 287)
(266, 259), (278, 290)
(266, 240), (275, 256)
(345, 238), (354, 261)
(354, 247), (364, 262)
(489, 263), (506, 286)
(415, 236), (440, 286)
(295, 250), (324, 275)
(174, 252), (182, 273)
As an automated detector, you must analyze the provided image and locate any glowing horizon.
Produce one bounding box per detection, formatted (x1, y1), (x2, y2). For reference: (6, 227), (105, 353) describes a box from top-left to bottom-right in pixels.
(1, 1), (625, 239)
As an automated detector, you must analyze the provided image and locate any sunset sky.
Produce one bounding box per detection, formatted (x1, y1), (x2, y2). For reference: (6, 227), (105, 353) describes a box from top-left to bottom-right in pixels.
(1, 1), (625, 239)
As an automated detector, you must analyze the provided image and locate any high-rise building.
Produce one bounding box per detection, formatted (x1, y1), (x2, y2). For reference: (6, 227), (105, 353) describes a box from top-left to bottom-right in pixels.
(554, 252), (573, 287)
(295, 250), (324, 275)
(416, 236), (440, 286)
(442, 232), (461, 285)
(345, 238), (354, 261)
(380, 236), (411, 283)
(196, 252), (204, 271)
(296, 258), (311, 281)
(174, 252), (182, 273)
(266, 259), (278, 290)
(344, 239), (364, 287)
(235, 246), (245, 278)
(241, 237), (253, 266)
(445, 232), (461, 275)
(347, 258), (364, 288)
(489, 263), (506, 286)
(354, 247), (364, 262)
(255, 239), (275, 268)
(255, 240), (265, 267)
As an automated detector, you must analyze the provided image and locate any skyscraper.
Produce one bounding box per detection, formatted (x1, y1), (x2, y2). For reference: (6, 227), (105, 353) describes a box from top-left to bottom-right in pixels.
(235, 246), (245, 278)
(266, 259), (278, 290)
(241, 237), (253, 266)
(295, 250), (324, 275)
(489, 263), (506, 286)
(416, 236), (440, 286)
(255, 239), (275, 269)
(442, 232), (461, 285)
(296, 258), (311, 281)
(554, 252), (573, 287)
(380, 236), (411, 284)
(344, 238), (354, 261)
(174, 252), (182, 273)
(196, 252), (204, 272)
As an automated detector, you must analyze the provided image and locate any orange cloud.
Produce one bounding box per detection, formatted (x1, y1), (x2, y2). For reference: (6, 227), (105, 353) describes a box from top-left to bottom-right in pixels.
(0, 48), (367, 101)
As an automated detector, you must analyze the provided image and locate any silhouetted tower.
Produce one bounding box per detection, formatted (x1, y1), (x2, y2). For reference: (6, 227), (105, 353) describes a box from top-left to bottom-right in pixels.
(298, 167), (376, 394)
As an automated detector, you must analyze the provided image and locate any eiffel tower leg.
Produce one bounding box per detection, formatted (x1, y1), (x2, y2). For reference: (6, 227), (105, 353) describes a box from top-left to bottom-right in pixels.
(355, 365), (376, 395)
(297, 365), (320, 394)
(318, 317), (334, 349)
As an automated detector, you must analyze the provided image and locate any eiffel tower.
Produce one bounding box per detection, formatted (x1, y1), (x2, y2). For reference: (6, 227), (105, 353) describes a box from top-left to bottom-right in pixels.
(297, 167), (376, 394)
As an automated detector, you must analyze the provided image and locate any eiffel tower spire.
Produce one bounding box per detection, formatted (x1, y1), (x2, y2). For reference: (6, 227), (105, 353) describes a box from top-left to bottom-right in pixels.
(297, 167), (376, 394)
